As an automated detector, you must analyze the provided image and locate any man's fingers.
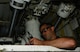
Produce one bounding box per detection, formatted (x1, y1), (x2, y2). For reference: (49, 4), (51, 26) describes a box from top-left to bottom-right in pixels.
(29, 38), (41, 45)
(29, 38), (35, 44)
(30, 38), (33, 42)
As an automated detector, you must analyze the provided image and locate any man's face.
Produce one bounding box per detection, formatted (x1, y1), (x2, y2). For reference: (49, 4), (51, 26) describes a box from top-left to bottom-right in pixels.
(40, 24), (54, 40)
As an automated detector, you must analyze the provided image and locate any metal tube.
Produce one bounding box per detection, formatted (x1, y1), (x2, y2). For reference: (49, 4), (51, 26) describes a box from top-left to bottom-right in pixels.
(8, 9), (18, 37)
(54, 17), (62, 30)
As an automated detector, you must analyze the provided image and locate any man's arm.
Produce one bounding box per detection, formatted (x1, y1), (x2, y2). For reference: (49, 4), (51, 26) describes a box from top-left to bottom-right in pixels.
(42, 37), (76, 49)
(30, 37), (76, 49)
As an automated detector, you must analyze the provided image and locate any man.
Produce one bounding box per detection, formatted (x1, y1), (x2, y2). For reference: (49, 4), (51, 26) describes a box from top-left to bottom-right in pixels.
(30, 23), (77, 49)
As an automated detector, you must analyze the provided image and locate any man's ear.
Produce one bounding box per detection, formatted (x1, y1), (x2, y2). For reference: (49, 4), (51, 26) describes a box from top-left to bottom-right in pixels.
(51, 26), (55, 31)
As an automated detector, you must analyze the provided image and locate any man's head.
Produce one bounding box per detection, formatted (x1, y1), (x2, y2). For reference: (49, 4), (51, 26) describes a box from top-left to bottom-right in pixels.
(40, 23), (56, 40)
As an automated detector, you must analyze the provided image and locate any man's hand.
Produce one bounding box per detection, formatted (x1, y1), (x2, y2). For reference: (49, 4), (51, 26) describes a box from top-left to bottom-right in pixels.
(30, 38), (43, 45)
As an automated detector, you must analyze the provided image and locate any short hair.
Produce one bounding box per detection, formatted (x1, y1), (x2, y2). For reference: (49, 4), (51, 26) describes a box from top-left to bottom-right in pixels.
(39, 23), (53, 32)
